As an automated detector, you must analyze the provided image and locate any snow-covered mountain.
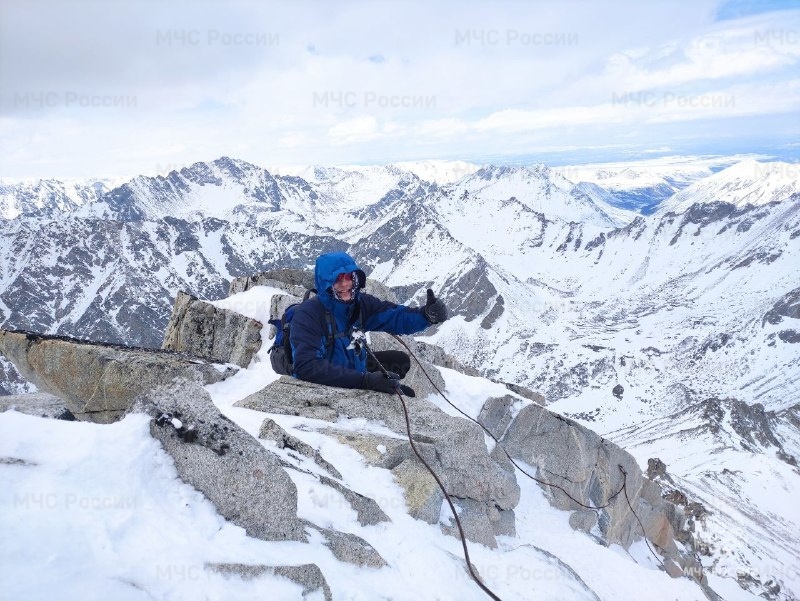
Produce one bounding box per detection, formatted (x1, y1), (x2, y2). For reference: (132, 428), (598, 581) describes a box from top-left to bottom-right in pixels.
(391, 159), (481, 184)
(439, 164), (630, 229)
(557, 158), (720, 214)
(1, 155), (798, 599)
(659, 160), (800, 215)
(0, 178), (110, 219)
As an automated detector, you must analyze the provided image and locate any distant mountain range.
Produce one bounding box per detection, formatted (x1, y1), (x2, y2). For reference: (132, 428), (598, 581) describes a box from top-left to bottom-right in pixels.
(1, 155), (798, 598)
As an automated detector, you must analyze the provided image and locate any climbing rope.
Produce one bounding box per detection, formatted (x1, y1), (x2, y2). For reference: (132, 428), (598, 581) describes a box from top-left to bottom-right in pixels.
(363, 343), (503, 601)
(390, 334), (666, 568)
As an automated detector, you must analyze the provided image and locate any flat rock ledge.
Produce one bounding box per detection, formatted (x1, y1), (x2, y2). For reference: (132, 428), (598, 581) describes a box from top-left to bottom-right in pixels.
(236, 376), (520, 548)
(0, 392), (75, 420)
(0, 329), (237, 423)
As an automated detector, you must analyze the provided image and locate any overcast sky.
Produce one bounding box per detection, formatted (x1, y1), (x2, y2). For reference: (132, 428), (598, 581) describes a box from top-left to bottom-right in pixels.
(1, 0), (798, 178)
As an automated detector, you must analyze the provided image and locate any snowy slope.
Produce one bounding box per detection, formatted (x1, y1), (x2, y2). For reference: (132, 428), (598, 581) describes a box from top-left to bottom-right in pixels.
(606, 398), (800, 600)
(660, 160), (800, 215)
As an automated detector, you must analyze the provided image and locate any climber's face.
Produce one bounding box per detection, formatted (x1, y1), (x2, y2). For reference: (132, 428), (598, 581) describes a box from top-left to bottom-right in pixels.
(332, 272), (356, 303)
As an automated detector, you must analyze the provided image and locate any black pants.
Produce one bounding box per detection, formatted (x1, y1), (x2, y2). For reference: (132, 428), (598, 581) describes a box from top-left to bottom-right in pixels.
(367, 350), (411, 379)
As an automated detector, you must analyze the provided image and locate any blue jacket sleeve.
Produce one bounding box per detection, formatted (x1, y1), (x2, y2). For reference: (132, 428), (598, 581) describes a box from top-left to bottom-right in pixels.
(289, 302), (365, 389)
(360, 293), (430, 335)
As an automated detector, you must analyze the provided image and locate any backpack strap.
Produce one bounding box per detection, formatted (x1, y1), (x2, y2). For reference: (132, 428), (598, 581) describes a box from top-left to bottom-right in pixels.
(318, 298), (362, 361)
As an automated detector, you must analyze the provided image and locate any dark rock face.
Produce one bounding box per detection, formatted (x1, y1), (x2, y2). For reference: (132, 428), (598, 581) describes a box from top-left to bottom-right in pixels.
(728, 399), (791, 457)
(0, 329), (237, 423)
(699, 397), (797, 465)
(229, 269), (314, 296)
(440, 256), (499, 326)
(500, 402), (705, 582)
(777, 329), (800, 344)
(161, 291), (263, 367)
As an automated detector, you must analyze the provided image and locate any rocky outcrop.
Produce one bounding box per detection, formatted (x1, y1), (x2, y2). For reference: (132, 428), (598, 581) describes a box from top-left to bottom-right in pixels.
(304, 522), (387, 568)
(0, 330), (237, 423)
(0, 392), (75, 421)
(501, 382), (545, 405)
(762, 287), (800, 325)
(498, 401), (705, 582)
(130, 381), (306, 542)
(130, 381), (387, 568)
(161, 291), (263, 367)
(229, 269), (313, 296)
(477, 395), (518, 439)
(703, 397), (797, 465)
(236, 376), (520, 548)
(411, 339), (482, 377)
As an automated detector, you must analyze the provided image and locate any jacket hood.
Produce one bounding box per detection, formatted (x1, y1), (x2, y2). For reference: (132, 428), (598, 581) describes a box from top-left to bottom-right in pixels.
(314, 252), (366, 308)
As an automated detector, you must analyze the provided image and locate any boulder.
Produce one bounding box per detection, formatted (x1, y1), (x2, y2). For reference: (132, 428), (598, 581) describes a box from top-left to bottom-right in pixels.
(501, 402), (703, 582)
(391, 454), (445, 524)
(161, 291), (263, 368)
(236, 376), (520, 547)
(129, 381), (305, 542)
(0, 392), (75, 421)
(501, 382), (545, 405)
(317, 474), (391, 526)
(206, 562), (332, 601)
(303, 522), (387, 568)
(477, 395), (517, 439)
(0, 330), (237, 423)
(441, 497), (500, 549)
(259, 417), (342, 479)
(258, 417), (389, 526)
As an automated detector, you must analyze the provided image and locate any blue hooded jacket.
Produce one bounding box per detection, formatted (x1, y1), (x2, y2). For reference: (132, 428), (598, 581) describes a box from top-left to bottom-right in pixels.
(289, 252), (430, 388)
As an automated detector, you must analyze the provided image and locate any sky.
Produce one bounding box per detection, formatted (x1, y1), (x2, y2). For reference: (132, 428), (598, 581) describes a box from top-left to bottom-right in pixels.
(0, 0), (798, 178)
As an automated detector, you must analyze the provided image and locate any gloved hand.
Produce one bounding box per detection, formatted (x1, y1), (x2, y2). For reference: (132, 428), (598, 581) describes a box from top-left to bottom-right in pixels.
(362, 371), (416, 397)
(423, 288), (449, 324)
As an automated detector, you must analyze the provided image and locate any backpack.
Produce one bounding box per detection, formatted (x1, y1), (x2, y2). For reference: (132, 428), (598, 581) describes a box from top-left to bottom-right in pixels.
(267, 289), (360, 376)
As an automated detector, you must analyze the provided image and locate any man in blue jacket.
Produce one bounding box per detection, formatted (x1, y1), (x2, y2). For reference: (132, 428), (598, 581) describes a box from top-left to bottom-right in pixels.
(289, 252), (448, 395)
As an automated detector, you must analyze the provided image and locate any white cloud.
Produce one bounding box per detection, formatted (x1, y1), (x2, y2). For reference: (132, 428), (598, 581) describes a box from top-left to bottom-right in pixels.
(328, 116), (380, 145)
(0, 0), (798, 177)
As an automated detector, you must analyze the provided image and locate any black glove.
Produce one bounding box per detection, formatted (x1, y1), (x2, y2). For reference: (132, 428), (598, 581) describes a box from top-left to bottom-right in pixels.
(362, 371), (416, 397)
(423, 289), (448, 324)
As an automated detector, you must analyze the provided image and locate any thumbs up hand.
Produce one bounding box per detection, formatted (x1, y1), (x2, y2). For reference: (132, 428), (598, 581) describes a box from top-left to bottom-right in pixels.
(423, 289), (449, 324)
